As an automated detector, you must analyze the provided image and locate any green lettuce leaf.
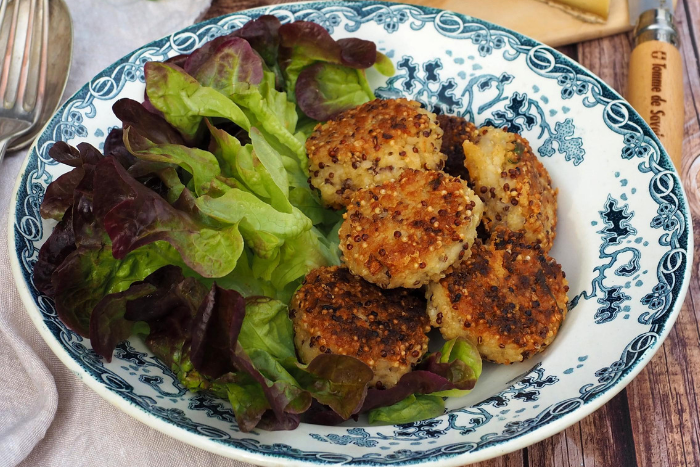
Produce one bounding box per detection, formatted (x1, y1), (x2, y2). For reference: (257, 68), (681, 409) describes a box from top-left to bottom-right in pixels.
(51, 241), (184, 337)
(207, 121), (304, 212)
(195, 187), (311, 246)
(94, 157), (245, 278)
(210, 251), (278, 298)
(169, 338), (271, 431)
(293, 354), (373, 419)
(205, 119), (272, 199)
(253, 227), (339, 291)
(232, 82), (306, 168)
(144, 61), (251, 141)
(249, 127), (289, 201)
(89, 282), (156, 361)
(430, 338), (482, 397)
(191, 41), (305, 170)
(288, 186), (342, 228)
(374, 51), (395, 76)
(172, 343), (217, 393)
(216, 372), (270, 431)
(368, 395), (445, 425)
(246, 348), (312, 414)
(254, 70), (298, 134)
(192, 37), (264, 96)
(295, 63), (374, 121)
(278, 21), (345, 99)
(193, 122), (313, 262)
(238, 297), (296, 362)
(123, 126), (221, 196)
(278, 22), (389, 122)
(157, 167), (187, 204)
(89, 266), (209, 365)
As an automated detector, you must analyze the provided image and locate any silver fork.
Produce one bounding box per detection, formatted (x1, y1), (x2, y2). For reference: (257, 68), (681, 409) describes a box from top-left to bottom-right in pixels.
(0, 0), (49, 165)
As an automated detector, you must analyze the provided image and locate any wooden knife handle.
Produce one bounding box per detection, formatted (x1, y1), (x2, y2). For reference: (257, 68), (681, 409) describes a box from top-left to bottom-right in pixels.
(626, 37), (684, 172)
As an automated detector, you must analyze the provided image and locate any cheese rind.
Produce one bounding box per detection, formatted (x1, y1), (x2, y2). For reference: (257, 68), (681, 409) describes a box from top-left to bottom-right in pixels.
(533, 0), (610, 23)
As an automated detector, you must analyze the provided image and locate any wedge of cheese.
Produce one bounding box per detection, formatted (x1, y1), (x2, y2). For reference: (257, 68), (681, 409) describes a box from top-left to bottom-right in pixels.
(533, 0), (611, 23)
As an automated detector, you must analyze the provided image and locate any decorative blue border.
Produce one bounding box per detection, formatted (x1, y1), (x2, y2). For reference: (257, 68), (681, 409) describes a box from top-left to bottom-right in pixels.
(10, 1), (691, 465)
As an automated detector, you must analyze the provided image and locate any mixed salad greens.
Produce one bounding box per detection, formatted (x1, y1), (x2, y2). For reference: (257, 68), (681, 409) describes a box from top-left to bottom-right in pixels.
(34, 16), (482, 431)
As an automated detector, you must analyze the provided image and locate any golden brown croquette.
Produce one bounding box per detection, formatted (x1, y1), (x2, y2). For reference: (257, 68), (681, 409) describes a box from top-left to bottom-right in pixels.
(306, 99), (446, 209)
(339, 169), (484, 289)
(289, 266), (430, 388)
(436, 114), (478, 181)
(462, 126), (558, 252)
(426, 228), (568, 364)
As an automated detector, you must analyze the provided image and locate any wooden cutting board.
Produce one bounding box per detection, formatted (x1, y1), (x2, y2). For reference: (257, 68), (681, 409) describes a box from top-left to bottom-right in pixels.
(388, 0), (675, 47)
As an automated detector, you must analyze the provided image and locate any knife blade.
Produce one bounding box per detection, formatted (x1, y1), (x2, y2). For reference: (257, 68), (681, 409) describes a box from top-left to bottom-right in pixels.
(625, 0), (684, 173)
(629, 0), (674, 25)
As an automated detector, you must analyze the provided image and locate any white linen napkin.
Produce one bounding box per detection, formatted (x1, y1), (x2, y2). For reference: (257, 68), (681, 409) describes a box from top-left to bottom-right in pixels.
(0, 1), (257, 465)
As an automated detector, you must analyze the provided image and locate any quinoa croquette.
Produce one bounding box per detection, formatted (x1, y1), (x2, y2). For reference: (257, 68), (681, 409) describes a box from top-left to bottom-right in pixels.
(339, 169), (484, 289)
(290, 266), (430, 388)
(436, 114), (478, 181)
(305, 99), (446, 209)
(462, 126), (558, 252)
(426, 228), (568, 364)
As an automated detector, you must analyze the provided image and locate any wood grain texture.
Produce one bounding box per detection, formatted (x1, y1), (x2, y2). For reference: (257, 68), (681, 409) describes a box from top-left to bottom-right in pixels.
(623, 1), (700, 467)
(679, 0), (700, 221)
(200, 0), (287, 21)
(471, 451), (524, 467)
(526, 391), (638, 467)
(202, 1), (700, 465)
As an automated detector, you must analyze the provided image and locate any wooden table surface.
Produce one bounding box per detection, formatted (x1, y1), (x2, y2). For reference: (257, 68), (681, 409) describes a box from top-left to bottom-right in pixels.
(202, 1), (700, 465)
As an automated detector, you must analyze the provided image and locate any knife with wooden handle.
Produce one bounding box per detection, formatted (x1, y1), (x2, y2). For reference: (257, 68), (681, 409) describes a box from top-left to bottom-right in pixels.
(626, 0), (684, 172)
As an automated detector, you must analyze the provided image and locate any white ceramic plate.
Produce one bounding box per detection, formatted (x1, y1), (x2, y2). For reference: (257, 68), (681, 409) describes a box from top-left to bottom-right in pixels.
(8, 1), (692, 465)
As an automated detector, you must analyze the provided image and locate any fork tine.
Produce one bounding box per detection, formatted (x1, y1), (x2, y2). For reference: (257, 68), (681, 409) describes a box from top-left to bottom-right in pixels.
(0, 1), (9, 80)
(0, 0), (22, 101)
(16, 0), (37, 108)
(0, 2), (9, 51)
(35, 0), (47, 111)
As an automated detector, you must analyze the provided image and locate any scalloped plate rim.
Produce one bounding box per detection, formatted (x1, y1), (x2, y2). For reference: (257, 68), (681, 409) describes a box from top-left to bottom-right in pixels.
(6, 1), (693, 465)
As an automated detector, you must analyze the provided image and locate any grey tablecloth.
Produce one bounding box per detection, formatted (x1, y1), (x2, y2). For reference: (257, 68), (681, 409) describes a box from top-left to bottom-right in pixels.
(0, 1), (255, 465)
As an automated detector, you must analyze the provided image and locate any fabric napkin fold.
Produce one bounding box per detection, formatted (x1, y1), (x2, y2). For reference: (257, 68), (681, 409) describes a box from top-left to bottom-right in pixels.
(0, 1), (259, 465)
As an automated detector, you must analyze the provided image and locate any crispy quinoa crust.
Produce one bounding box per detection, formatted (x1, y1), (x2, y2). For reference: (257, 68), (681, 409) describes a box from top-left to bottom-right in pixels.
(426, 228), (568, 364)
(339, 169), (484, 289)
(436, 114), (478, 181)
(290, 266), (430, 388)
(305, 98), (446, 209)
(462, 126), (558, 251)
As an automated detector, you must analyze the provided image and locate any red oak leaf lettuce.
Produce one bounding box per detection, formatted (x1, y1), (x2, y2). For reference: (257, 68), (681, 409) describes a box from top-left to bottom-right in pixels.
(93, 157), (244, 278)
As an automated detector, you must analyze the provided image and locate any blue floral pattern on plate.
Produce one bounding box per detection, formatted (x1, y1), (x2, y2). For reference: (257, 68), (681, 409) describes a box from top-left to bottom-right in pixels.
(8, 1), (691, 465)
